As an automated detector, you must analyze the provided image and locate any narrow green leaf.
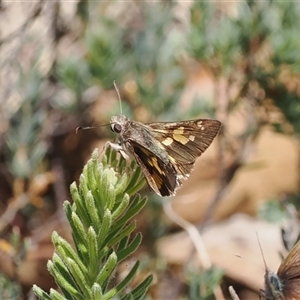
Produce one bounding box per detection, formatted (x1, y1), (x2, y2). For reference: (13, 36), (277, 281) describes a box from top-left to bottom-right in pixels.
(116, 233), (142, 263)
(85, 191), (100, 230)
(111, 193), (130, 222)
(92, 181), (105, 215)
(49, 289), (67, 300)
(107, 221), (136, 248)
(52, 254), (76, 300)
(86, 152), (98, 190)
(79, 173), (89, 199)
(102, 151), (108, 166)
(64, 204), (88, 259)
(110, 197), (139, 233)
(67, 258), (92, 299)
(106, 166), (118, 186)
(98, 210), (112, 250)
(92, 283), (103, 300)
(32, 285), (51, 300)
(97, 245), (110, 263)
(69, 185), (91, 228)
(95, 252), (118, 286)
(64, 201), (74, 223)
(125, 166), (144, 191)
(111, 196), (147, 232)
(125, 177), (146, 196)
(127, 165), (143, 187)
(117, 236), (129, 253)
(117, 154), (127, 172)
(52, 233), (88, 279)
(87, 226), (98, 276)
(100, 169), (117, 210)
(47, 261), (84, 300)
(107, 146), (117, 166)
(121, 295), (133, 300)
(114, 172), (130, 196)
(106, 184), (117, 211)
(130, 275), (153, 300)
(71, 212), (88, 245)
(103, 261), (140, 299)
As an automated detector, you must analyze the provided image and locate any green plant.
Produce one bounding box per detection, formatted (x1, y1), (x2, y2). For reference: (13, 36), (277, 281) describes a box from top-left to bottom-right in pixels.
(33, 148), (152, 299)
(0, 272), (21, 300)
(187, 267), (224, 300)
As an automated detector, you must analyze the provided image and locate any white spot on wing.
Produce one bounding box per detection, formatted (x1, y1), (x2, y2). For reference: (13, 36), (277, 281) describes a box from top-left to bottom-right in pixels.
(162, 137), (173, 146)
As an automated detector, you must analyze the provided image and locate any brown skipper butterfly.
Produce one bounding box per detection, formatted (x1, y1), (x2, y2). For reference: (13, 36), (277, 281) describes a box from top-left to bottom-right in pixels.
(259, 239), (300, 300)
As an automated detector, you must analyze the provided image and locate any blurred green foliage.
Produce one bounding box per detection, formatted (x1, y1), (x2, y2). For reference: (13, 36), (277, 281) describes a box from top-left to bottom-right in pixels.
(57, 2), (186, 119)
(5, 66), (47, 179)
(187, 267), (224, 300)
(0, 273), (21, 300)
(189, 0), (300, 134)
(258, 199), (288, 223)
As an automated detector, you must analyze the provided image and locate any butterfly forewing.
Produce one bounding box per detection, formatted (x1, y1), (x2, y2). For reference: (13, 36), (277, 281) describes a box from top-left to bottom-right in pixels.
(149, 119), (221, 177)
(148, 119), (221, 160)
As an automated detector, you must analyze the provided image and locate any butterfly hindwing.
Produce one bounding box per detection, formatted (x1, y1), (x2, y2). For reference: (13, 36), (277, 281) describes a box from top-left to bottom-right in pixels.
(128, 140), (178, 196)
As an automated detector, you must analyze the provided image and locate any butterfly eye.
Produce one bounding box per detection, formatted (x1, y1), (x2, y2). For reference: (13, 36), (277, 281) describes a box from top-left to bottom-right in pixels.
(111, 123), (122, 133)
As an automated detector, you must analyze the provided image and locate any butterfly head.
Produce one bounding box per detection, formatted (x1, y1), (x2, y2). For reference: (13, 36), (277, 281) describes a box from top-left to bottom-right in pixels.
(110, 115), (128, 134)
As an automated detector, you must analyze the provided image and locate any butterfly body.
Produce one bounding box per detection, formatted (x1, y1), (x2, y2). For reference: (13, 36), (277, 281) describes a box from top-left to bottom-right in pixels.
(263, 270), (285, 300)
(109, 114), (221, 196)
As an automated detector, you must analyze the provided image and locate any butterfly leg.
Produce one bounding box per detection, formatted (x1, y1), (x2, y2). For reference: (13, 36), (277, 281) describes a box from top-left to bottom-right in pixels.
(105, 141), (130, 160)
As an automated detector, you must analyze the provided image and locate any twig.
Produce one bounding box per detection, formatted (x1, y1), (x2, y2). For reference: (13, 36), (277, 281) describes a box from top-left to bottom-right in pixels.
(163, 201), (225, 300)
(229, 286), (240, 300)
(0, 193), (28, 234)
(0, 0), (44, 46)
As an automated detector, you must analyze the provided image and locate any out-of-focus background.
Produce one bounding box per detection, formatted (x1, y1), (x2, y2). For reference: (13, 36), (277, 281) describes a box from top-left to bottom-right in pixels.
(0, 1), (300, 299)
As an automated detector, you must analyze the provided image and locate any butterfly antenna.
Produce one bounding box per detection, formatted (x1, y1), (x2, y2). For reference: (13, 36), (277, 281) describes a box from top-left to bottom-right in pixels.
(76, 124), (110, 134)
(256, 232), (268, 271)
(113, 80), (123, 115)
(234, 253), (261, 269)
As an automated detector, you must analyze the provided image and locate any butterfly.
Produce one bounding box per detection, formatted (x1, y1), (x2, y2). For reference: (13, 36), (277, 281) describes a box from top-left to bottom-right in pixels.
(77, 82), (221, 197)
(107, 114), (221, 196)
(260, 240), (300, 300)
